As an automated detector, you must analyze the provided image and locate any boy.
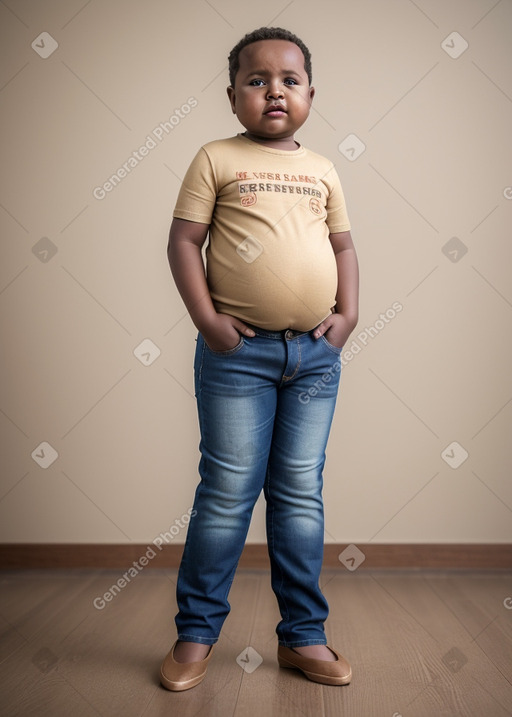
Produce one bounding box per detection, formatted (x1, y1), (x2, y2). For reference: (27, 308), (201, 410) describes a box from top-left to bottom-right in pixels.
(160, 26), (359, 691)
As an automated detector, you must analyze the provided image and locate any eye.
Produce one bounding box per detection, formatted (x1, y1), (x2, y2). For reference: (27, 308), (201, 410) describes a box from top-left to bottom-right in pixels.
(249, 79), (265, 86)
(284, 78), (298, 85)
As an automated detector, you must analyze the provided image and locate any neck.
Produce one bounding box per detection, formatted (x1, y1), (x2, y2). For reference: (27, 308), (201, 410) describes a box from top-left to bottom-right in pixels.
(242, 131), (299, 151)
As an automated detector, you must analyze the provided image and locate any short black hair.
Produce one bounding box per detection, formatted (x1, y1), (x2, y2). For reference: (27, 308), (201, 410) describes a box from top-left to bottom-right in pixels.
(228, 27), (312, 87)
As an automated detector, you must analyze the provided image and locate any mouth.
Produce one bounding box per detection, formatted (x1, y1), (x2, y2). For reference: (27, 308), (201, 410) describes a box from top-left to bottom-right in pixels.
(264, 106), (287, 117)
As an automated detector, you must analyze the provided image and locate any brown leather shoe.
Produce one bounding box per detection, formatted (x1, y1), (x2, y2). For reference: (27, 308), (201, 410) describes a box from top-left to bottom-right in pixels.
(160, 641), (213, 691)
(277, 645), (352, 686)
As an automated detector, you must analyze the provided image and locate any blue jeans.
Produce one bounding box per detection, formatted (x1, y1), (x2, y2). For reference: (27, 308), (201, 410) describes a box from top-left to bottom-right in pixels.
(175, 325), (343, 647)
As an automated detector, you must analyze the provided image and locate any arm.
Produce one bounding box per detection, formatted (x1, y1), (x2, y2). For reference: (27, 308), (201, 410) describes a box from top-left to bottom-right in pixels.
(168, 217), (255, 351)
(313, 230), (359, 348)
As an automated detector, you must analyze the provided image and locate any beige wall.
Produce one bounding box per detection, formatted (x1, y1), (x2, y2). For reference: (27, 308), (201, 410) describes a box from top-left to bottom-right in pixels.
(1, 0), (511, 546)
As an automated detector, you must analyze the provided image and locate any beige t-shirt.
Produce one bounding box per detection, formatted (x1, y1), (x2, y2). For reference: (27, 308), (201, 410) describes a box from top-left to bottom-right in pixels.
(173, 133), (351, 331)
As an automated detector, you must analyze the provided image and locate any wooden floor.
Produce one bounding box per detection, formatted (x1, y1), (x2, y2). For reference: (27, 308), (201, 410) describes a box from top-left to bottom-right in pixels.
(0, 568), (511, 717)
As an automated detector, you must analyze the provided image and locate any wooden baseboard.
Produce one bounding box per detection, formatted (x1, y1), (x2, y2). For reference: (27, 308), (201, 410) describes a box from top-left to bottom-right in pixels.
(0, 543), (510, 569)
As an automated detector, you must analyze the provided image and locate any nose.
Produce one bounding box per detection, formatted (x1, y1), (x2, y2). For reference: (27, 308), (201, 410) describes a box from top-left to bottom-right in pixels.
(266, 81), (284, 99)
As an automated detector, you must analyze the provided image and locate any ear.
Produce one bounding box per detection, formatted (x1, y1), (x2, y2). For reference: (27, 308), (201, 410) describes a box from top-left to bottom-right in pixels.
(308, 85), (315, 103)
(226, 86), (236, 114)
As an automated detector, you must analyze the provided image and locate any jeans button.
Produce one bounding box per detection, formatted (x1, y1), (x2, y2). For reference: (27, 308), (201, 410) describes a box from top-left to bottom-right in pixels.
(285, 329), (294, 340)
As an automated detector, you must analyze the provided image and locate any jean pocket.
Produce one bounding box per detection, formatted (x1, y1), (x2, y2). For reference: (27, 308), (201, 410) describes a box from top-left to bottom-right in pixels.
(320, 335), (343, 354)
(204, 336), (245, 356)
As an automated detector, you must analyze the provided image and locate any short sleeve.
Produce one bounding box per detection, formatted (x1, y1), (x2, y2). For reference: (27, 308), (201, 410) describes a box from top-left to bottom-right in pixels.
(325, 166), (351, 234)
(173, 147), (217, 224)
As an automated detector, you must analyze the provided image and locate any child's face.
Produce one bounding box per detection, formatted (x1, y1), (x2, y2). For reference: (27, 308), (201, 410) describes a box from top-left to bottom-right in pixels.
(227, 39), (314, 142)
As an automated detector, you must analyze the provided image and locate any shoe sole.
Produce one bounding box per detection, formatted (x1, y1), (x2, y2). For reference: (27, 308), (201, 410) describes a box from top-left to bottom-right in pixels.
(159, 667), (207, 692)
(278, 656), (352, 686)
